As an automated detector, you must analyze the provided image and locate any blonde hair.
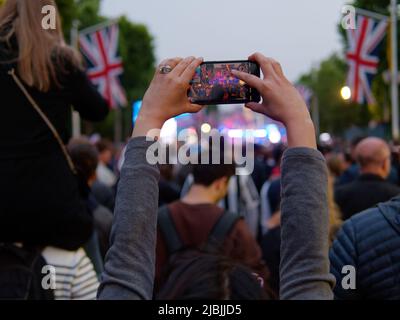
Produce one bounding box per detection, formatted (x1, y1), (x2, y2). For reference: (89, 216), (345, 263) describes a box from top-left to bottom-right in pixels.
(0, 0), (81, 91)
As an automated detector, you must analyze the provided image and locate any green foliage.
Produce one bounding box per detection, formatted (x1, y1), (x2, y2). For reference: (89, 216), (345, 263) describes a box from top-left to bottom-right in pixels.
(118, 16), (155, 102)
(298, 54), (371, 134)
(56, 0), (104, 41)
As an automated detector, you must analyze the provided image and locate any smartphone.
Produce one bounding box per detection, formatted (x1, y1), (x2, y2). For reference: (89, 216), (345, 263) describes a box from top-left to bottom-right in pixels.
(188, 60), (261, 105)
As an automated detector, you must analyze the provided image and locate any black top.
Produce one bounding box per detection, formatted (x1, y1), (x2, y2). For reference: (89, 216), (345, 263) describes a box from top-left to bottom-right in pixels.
(0, 38), (109, 249)
(0, 40), (109, 159)
(335, 173), (400, 220)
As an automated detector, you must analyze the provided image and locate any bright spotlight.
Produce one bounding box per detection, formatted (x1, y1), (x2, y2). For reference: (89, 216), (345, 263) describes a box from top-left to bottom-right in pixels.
(341, 86), (352, 100)
(320, 132), (332, 143)
(201, 123), (211, 134)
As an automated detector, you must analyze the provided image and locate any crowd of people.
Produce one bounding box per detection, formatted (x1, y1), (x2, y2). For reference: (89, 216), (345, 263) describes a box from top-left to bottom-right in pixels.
(1, 0), (400, 301)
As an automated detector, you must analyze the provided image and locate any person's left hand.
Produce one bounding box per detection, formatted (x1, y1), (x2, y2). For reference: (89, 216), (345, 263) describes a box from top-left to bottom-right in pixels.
(133, 56), (204, 137)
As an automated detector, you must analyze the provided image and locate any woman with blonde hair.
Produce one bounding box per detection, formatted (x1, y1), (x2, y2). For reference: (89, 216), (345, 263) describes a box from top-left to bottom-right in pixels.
(0, 0), (108, 250)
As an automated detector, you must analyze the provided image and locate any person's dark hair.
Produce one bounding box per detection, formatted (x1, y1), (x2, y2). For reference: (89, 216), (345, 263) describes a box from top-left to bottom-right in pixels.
(351, 136), (366, 149)
(95, 139), (113, 154)
(68, 139), (99, 182)
(192, 144), (236, 186)
(156, 250), (271, 300)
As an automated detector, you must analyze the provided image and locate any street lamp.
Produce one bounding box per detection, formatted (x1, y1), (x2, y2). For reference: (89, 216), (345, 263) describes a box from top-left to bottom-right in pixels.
(340, 86), (352, 101)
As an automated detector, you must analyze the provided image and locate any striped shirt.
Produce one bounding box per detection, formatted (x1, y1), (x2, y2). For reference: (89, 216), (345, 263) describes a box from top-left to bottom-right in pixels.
(42, 247), (99, 300)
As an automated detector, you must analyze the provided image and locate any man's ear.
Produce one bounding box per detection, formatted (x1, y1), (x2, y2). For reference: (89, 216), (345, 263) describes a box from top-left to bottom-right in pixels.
(213, 176), (229, 191)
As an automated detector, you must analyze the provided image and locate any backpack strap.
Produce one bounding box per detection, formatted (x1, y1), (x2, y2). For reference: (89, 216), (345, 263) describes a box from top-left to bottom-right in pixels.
(207, 211), (241, 250)
(158, 205), (184, 254)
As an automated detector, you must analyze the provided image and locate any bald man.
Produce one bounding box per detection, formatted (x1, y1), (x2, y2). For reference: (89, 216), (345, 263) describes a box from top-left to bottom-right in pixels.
(335, 137), (400, 220)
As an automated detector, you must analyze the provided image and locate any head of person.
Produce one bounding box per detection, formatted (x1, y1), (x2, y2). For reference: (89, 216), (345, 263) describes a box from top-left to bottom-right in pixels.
(355, 137), (391, 179)
(191, 146), (236, 204)
(0, 0), (81, 92)
(95, 139), (114, 165)
(156, 250), (270, 300)
(68, 138), (99, 186)
(350, 136), (366, 163)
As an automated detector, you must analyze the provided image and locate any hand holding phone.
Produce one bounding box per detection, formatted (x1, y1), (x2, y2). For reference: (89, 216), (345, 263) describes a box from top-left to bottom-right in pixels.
(231, 53), (316, 149)
(188, 60), (261, 105)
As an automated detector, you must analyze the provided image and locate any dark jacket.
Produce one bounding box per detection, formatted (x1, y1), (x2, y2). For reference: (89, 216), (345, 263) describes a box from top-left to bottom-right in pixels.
(0, 40), (109, 249)
(335, 173), (400, 220)
(330, 197), (400, 299)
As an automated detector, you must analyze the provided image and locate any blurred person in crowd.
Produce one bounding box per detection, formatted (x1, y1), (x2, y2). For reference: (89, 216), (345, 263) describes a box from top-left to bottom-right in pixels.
(0, 0), (108, 249)
(41, 247), (99, 300)
(95, 139), (117, 188)
(180, 155), (262, 238)
(269, 143), (285, 180)
(155, 147), (271, 294)
(325, 151), (347, 179)
(158, 164), (181, 207)
(68, 139), (113, 262)
(335, 137), (400, 220)
(260, 179), (282, 294)
(251, 144), (269, 192)
(335, 136), (365, 186)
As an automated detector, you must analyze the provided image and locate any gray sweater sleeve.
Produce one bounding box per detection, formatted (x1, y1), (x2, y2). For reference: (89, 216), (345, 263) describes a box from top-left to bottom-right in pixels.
(279, 147), (336, 300)
(97, 137), (160, 300)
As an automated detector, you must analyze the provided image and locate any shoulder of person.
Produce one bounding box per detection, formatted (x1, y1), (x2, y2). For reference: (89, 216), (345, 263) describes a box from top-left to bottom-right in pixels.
(42, 247), (88, 270)
(52, 46), (84, 78)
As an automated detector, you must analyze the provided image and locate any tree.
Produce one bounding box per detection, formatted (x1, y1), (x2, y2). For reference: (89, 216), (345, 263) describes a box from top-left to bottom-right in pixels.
(56, 0), (104, 41)
(298, 54), (371, 134)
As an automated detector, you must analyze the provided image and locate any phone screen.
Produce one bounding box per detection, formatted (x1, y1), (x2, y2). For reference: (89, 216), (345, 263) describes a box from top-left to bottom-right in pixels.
(188, 61), (260, 105)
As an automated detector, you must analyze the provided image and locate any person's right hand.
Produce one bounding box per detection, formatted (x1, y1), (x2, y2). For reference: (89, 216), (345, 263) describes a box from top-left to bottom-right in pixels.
(231, 53), (316, 149)
(133, 56), (204, 138)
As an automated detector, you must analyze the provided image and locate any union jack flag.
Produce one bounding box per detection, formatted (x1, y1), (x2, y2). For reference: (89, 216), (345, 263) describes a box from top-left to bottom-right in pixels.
(345, 15), (388, 105)
(79, 22), (127, 109)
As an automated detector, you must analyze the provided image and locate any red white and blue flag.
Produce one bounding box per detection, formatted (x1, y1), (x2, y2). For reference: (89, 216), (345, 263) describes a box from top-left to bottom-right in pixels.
(345, 15), (388, 105)
(79, 22), (127, 109)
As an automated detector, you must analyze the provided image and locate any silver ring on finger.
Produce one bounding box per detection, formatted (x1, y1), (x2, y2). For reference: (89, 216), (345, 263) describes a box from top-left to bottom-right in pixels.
(159, 65), (173, 74)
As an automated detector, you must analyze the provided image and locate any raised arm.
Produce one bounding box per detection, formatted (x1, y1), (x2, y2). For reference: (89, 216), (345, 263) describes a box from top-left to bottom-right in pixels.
(233, 53), (335, 300)
(97, 56), (203, 300)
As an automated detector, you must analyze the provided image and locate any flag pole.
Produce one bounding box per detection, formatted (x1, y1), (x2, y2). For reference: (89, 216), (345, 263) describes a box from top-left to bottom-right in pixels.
(355, 8), (388, 21)
(390, 0), (399, 140)
(70, 20), (81, 138)
(78, 19), (119, 36)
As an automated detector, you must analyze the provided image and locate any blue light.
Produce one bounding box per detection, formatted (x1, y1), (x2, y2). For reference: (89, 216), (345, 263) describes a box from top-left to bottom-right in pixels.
(132, 100), (142, 124)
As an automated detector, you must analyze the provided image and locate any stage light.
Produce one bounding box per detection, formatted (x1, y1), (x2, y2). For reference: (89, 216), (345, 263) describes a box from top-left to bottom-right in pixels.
(253, 129), (267, 138)
(320, 132), (332, 143)
(228, 129), (244, 138)
(341, 86), (352, 100)
(201, 123), (212, 134)
(266, 124), (281, 144)
(160, 118), (177, 142)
